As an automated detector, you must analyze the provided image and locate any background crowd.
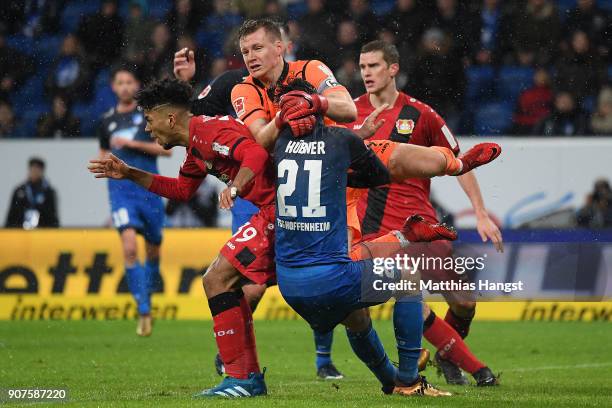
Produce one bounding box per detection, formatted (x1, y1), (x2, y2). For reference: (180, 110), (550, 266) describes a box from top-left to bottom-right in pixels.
(0, 0), (610, 138)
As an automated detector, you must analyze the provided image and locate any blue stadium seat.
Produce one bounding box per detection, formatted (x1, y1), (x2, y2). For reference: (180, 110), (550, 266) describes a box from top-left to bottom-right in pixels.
(497, 66), (534, 104)
(33, 35), (63, 66)
(465, 65), (496, 108)
(581, 95), (596, 114)
(18, 103), (49, 138)
(6, 35), (35, 56)
(473, 102), (514, 135)
(149, 0), (172, 19)
(286, 2), (308, 19)
(556, 0), (577, 17)
(371, 0), (395, 16)
(195, 30), (224, 59)
(61, 2), (100, 33)
(599, 0), (612, 12)
(10, 75), (47, 112)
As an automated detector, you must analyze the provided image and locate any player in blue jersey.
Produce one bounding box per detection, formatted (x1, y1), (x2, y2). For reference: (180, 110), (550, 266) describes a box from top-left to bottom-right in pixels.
(97, 65), (171, 336)
(173, 23), (345, 380)
(273, 78), (456, 397)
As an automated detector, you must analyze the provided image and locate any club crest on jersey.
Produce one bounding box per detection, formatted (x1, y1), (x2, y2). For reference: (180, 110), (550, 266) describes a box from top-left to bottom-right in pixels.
(396, 119), (414, 135)
(198, 85), (211, 100)
(232, 97), (245, 116)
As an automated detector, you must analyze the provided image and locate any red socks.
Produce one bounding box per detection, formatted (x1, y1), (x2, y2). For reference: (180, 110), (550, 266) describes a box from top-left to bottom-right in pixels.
(209, 291), (260, 379)
(423, 311), (485, 374)
(445, 308), (474, 339)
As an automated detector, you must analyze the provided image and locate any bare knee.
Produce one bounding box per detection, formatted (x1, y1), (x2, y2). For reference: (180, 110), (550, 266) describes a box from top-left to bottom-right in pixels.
(449, 300), (476, 316)
(202, 256), (240, 298)
(343, 308), (372, 332)
(243, 283), (266, 311)
(120, 229), (138, 265)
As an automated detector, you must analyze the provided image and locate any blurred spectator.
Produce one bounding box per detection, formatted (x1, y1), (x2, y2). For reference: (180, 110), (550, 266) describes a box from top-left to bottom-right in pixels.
(5, 157), (59, 229)
(512, 68), (553, 134)
(0, 3), (24, 34)
(563, 0), (610, 60)
(261, 0), (287, 20)
(165, 179), (219, 227)
(36, 95), (81, 138)
(204, 0), (242, 45)
(76, 0), (124, 71)
(0, 32), (35, 100)
(406, 28), (465, 130)
(297, 0), (336, 61)
(0, 100), (20, 137)
(209, 57), (228, 80)
(344, 0), (377, 43)
(335, 57), (364, 97)
(555, 30), (603, 105)
(576, 179), (612, 228)
(45, 34), (91, 101)
(177, 35), (208, 84)
(234, 0), (266, 19)
(590, 86), (612, 135)
(472, 0), (513, 65)
(429, 0), (480, 61)
(165, 0), (201, 37)
(142, 23), (175, 81)
(512, 0), (560, 66)
(533, 91), (591, 136)
(122, 1), (157, 68)
(329, 20), (361, 70)
(383, 0), (429, 54)
(21, 0), (64, 37)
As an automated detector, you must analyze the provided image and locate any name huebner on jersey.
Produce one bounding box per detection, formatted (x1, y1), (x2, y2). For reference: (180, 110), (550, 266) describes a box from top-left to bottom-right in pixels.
(285, 140), (326, 155)
(277, 219), (331, 232)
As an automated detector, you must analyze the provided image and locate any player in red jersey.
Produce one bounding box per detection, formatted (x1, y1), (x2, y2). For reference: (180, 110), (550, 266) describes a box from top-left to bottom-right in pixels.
(88, 78), (274, 397)
(349, 40), (502, 386)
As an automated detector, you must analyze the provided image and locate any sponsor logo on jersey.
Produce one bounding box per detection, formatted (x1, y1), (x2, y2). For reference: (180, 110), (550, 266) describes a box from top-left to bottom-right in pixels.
(212, 142), (230, 156)
(396, 119), (414, 135)
(198, 85), (211, 100)
(232, 97), (245, 117)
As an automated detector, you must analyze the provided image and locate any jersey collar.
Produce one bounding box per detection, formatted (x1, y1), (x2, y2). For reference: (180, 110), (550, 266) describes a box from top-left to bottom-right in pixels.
(253, 61), (289, 90)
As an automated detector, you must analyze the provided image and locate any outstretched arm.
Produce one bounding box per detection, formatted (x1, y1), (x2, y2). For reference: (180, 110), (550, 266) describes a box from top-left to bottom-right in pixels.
(88, 154), (202, 201)
(457, 172), (503, 252)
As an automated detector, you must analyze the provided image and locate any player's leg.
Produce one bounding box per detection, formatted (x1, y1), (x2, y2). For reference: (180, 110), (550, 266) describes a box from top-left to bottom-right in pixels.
(202, 255), (261, 380)
(444, 299), (476, 340)
(142, 196), (165, 295)
(196, 206), (276, 398)
(355, 258), (451, 397)
(369, 140), (501, 182)
(341, 307), (396, 389)
(439, 298), (498, 386)
(117, 226), (150, 333)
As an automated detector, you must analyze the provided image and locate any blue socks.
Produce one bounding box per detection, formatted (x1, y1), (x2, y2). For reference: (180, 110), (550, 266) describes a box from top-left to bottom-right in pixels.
(346, 322), (397, 387)
(314, 330), (334, 369)
(145, 258), (162, 293)
(126, 261), (150, 315)
(393, 296), (424, 385)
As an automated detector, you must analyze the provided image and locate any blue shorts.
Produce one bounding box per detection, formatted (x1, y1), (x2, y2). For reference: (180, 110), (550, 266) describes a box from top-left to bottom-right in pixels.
(231, 197), (259, 233)
(277, 260), (400, 333)
(110, 192), (165, 245)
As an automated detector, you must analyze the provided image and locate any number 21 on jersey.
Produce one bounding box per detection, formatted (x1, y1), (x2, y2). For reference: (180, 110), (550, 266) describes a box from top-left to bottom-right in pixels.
(277, 159), (326, 218)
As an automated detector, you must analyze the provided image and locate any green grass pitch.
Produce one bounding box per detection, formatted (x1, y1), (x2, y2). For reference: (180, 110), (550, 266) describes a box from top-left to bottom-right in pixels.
(1, 320), (611, 407)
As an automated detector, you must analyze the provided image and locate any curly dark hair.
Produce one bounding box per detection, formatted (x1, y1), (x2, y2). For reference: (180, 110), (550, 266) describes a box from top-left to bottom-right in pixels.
(272, 78), (317, 104)
(135, 78), (192, 110)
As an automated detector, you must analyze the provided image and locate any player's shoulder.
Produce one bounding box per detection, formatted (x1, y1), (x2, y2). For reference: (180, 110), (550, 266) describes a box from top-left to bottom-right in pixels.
(101, 107), (116, 120)
(353, 94), (371, 108)
(399, 92), (438, 117)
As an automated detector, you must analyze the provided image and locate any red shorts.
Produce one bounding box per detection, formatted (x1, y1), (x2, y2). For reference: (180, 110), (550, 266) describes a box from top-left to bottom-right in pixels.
(220, 204), (276, 285)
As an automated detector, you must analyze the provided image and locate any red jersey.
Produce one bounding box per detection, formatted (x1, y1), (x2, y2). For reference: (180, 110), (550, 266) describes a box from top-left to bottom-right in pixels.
(350, 92), (460, 240)
(149, 115), (275, 206)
